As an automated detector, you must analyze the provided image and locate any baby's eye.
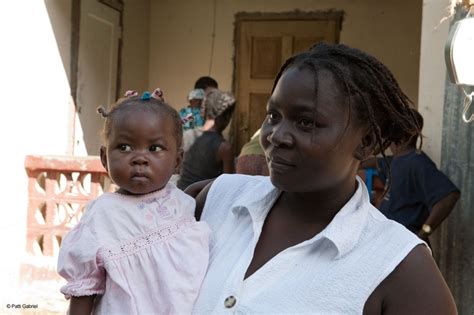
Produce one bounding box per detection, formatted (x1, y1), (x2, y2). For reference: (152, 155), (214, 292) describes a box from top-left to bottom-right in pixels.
(118, 144), (132, 152)
(150, 145), (163, 152)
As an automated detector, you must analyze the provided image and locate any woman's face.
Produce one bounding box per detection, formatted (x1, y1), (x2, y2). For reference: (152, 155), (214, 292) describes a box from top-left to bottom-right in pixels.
(260, 67), (365, 193)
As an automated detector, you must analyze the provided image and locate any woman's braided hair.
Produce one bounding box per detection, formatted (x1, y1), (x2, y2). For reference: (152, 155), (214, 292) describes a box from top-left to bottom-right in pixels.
(272, 42), (422, 193)
(97, 94), (183, 149)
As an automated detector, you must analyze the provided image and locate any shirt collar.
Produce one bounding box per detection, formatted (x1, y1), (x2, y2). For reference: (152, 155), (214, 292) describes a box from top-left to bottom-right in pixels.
(231, 176), (280, 223)
(231, 176), (370, 259)
(318, 176), (370, 259)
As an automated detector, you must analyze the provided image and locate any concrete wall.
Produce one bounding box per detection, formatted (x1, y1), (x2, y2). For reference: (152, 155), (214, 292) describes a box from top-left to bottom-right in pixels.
(0, 0), (73, 304)
(418, 0), (451, 166)
(149, 0), (422, 111)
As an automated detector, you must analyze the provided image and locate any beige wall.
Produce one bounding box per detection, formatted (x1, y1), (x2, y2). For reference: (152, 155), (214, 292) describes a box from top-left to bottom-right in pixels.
(149, 0), (422, 111)
(120, 0), (151, 95)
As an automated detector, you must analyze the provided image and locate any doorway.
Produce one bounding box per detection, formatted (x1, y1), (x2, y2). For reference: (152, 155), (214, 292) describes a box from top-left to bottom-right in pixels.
(232, 12), (342, 153)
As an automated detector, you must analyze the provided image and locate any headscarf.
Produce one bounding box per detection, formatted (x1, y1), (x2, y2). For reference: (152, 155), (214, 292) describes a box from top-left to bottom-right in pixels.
(204, 89), (236, 119)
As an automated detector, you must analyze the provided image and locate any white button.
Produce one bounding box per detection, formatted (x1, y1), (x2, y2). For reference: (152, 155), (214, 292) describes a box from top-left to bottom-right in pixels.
(224, 295), (237, 308)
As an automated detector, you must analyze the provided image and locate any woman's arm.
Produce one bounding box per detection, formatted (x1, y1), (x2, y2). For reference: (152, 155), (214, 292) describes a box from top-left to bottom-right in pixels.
(364, 245), (456, 314)
(69, 295), (95, 315)
(217, 141), (235, 173)
(184, 179), (215, 220)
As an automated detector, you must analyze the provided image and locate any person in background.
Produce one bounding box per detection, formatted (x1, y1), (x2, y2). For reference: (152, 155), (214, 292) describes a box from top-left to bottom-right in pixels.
(177, 89), (235, 190)
(179, 76), (220, 152)
(235, 128), (269, 176)
(194, 76), (218, 93)
(361, 109), (460, 243)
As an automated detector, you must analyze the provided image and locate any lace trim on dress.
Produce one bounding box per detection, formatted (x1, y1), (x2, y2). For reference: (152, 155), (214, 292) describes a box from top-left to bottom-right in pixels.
(97, 216), (195, 263)
(60, 279), (105, 299)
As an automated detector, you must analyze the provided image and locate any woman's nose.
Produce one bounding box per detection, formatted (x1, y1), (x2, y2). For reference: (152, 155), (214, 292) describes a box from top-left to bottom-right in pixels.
(267, 123), (293, 147)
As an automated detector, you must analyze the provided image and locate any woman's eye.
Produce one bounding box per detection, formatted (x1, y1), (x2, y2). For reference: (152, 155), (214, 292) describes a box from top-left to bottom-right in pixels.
(266, 111), (280, 123)
(297, 118), (315, 129)
(118, 144), (132, 152)
(150, 145), (163, 152)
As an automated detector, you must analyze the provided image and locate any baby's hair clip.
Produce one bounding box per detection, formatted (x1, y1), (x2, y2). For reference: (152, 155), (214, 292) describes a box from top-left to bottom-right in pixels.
(141, 92), (151, 100)
(151, 88), (165, 101)
(124, 90), (138, 98)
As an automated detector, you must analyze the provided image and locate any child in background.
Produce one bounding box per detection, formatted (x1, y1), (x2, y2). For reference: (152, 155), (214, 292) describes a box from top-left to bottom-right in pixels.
(57, 89), (210, 314)
(180, 88), (206, 153)
(180, 88), (206, 131)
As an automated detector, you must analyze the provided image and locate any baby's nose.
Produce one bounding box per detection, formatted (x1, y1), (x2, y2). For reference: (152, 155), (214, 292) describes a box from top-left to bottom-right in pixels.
(132, 154), (149, 165)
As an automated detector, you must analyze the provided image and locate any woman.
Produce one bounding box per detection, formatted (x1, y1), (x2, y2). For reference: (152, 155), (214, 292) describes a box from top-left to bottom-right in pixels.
(189, 43), (456, 314)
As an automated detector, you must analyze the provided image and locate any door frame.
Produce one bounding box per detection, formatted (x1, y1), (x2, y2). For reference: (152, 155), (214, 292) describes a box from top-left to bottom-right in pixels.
(231, 11), (344, 154)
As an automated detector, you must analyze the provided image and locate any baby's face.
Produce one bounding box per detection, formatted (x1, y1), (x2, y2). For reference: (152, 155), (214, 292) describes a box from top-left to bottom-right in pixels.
(100, 109), (181, 195)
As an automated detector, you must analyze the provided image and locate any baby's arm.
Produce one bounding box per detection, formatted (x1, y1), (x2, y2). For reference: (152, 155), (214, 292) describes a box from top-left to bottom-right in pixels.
(69, 296), (95, 315)
(58, 220), (105, 314)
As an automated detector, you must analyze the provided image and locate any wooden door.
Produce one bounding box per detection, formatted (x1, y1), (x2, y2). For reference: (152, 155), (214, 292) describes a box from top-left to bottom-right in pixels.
(74, 0), (121, 155)
(233, 15), (341, 153)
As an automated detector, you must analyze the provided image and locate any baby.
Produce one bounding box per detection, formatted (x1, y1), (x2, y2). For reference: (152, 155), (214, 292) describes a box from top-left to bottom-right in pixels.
(58, 89), (210, 314)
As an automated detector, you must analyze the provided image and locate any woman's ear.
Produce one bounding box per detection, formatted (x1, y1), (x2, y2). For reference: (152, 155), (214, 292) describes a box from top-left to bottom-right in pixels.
(100, 146), (108, 171)
(354, 132), (377, 161)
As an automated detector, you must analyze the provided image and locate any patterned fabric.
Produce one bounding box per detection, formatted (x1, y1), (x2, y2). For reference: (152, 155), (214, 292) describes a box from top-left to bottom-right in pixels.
(179, 107), (205, 130)
(204, 89), (235, 119)
(188, 88), (205, 100)
(235, 154), (269, 176)
(58, 183), (210, 314)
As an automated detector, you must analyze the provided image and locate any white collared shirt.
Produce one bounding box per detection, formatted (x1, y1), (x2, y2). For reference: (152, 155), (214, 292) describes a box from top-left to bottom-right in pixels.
(193, 174), (423, 314)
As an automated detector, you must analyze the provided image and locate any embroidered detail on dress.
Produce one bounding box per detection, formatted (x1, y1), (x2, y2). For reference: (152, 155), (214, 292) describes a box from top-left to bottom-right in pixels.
(97, 216), (194, 263)
(138, 188), (173, 219)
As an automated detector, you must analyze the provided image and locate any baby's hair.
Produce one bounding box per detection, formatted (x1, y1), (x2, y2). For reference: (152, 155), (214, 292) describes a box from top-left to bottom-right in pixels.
(272, 42), (422, 194)
(97, 93), (183, 149)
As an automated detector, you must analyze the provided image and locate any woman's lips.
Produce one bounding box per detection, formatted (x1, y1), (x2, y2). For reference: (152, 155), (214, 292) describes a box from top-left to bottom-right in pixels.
(268, 158), (295, 173)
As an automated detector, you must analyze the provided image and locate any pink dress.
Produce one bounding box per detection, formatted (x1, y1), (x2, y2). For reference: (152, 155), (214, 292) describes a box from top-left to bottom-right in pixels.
(57, 183), (210, 314)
